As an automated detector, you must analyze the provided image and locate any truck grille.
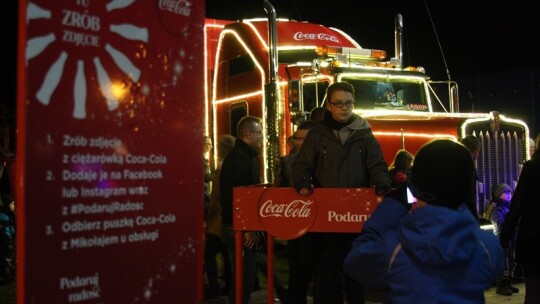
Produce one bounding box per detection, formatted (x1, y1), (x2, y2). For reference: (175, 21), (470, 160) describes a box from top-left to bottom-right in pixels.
(468, 126), (527, 218)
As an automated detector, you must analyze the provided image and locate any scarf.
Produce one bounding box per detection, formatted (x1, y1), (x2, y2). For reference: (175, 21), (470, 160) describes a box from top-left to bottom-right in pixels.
(323, 110), (355, 130)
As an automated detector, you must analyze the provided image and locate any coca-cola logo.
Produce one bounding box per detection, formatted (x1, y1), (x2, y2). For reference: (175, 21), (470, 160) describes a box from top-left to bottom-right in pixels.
(158, 0), (191, 17)
(156, 0), (196, 35)
(257, 188), (316, 240)
(293, 32), (339, 43)
(259, 199), (313, 218)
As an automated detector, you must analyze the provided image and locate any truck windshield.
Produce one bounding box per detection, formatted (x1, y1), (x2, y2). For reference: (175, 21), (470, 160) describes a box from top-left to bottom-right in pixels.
(341, 77), (429, 112)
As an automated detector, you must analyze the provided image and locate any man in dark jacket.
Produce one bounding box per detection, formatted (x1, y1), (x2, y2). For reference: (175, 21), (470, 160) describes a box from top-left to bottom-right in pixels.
(291, 81), (391, 304)
(220, 116), (263, 304)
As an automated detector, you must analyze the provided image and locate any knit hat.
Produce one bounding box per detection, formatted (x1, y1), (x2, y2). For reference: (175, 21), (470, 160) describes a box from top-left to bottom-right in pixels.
(492, 183), (512, 200)
(410, 139), (475, 209)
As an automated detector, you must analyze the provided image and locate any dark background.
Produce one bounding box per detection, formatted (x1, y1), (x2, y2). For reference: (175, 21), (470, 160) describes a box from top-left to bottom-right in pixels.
(206, 0), (540, 136)
(206, 0), (540, 80)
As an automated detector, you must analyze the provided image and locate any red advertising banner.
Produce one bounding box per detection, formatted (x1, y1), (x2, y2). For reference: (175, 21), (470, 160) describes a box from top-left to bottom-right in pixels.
(18, 0), (205, 303)
(233, 186), (382, 239)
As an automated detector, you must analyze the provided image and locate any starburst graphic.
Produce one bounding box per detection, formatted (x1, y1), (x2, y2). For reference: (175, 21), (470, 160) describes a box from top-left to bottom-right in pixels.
(26, 1), (147, 119)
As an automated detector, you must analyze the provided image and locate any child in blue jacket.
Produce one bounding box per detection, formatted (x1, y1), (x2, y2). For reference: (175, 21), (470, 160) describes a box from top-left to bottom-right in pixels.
(490, 183), (519, 296)
(344, 139), (504, 303)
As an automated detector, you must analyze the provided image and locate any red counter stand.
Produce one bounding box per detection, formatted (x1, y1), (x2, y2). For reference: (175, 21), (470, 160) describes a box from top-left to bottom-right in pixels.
(232, 185), (382, 304)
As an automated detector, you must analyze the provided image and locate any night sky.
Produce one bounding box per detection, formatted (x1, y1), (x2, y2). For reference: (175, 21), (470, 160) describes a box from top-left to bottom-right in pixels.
(205, 0), (540, 81)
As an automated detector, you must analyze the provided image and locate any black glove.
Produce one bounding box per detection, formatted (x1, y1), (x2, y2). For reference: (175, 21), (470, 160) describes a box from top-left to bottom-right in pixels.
(384, 184), (412, 210)
(374, 182), (392, 196)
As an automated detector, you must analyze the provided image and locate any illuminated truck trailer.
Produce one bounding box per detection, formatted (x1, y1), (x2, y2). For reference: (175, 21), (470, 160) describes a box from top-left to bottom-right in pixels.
(204, 1), (531, 218)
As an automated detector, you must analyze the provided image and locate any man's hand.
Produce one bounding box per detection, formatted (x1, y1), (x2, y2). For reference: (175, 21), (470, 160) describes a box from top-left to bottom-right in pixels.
(384, 184), (412, 210)
(298, 186), (314, 196)
(375, 182), (392, 196)
(243, 231), (255, 249)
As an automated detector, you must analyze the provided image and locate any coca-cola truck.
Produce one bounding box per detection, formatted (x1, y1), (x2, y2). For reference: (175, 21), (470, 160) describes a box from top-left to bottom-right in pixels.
(204, 1), (531, 218)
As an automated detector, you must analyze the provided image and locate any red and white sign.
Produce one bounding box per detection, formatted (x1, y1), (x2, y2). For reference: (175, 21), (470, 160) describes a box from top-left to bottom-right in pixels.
(234, 186), (382, 239)
(18, 0), (204, 303)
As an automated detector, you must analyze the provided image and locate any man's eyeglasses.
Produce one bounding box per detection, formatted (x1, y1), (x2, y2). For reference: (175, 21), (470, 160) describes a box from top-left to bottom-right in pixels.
(329, 100), (354, 108)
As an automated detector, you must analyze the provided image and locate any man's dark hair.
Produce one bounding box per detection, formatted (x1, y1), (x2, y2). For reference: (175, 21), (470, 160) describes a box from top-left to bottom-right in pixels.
(460, 135), (480, 153)
(326, 81), (355, 102)
(390, 149), (414, 172)
(309, 107), (327, 122)
(218, 134), (236, 159)
(237, 116), (261, 138)
(298, 120), (316, 130)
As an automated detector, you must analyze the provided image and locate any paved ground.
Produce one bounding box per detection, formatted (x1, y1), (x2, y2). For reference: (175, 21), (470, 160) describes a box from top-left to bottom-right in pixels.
(204, 245), (527, 304)
(205, 282), (526, 304)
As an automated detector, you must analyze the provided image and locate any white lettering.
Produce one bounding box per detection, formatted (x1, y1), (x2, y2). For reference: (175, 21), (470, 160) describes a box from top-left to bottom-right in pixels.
(62, 9), (101, 31)
(259, 200), (313, 218)
(293, 32), (339, 43)
(327, 211), (369, 222)
(59, 272), (99, 290)
(63, 169), (98, 182)
(158, 0), (192, 17)
(125, 154), (167, 164)
(63, 135), (87, 147)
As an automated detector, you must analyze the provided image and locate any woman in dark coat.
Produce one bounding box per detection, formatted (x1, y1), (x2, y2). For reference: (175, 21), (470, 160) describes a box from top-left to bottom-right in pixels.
(500, 135), (540, 303)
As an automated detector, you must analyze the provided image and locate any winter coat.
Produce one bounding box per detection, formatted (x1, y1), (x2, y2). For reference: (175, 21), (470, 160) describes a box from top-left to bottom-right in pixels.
(344, 198), (504, 304)
(219, 139), (261, 225)
(275, 152), (297, 187)
(292, 114), (389, 190)
(489, 198), (510, 236)
(500, 150), (540, 276)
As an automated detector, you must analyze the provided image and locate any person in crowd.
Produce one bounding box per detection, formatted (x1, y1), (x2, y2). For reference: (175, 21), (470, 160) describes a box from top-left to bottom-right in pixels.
(309, 107), (327, 122)
(292, 81), (391, 304)
(0, 146), (8, 175)
(0, 156), (15, 202)
(203, 136), (213, 214)
(286, 135), (296, 154)
(489, 183), (519, 296)
(500, 133), (540, 304)
(275, 121), (316, 188)
(276, 121), (316, 185)
(387, 149), (414, 187)
(460, 135), (481, 219)
(461, 135), (481, 161)
(270, 120), (318, 303)
(0, 194), (15, 285)
(204, 134), (235, 302)
(344, 139), (504, 303)
(529, 137), (536, 158)
(220, 116), (264, 304)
